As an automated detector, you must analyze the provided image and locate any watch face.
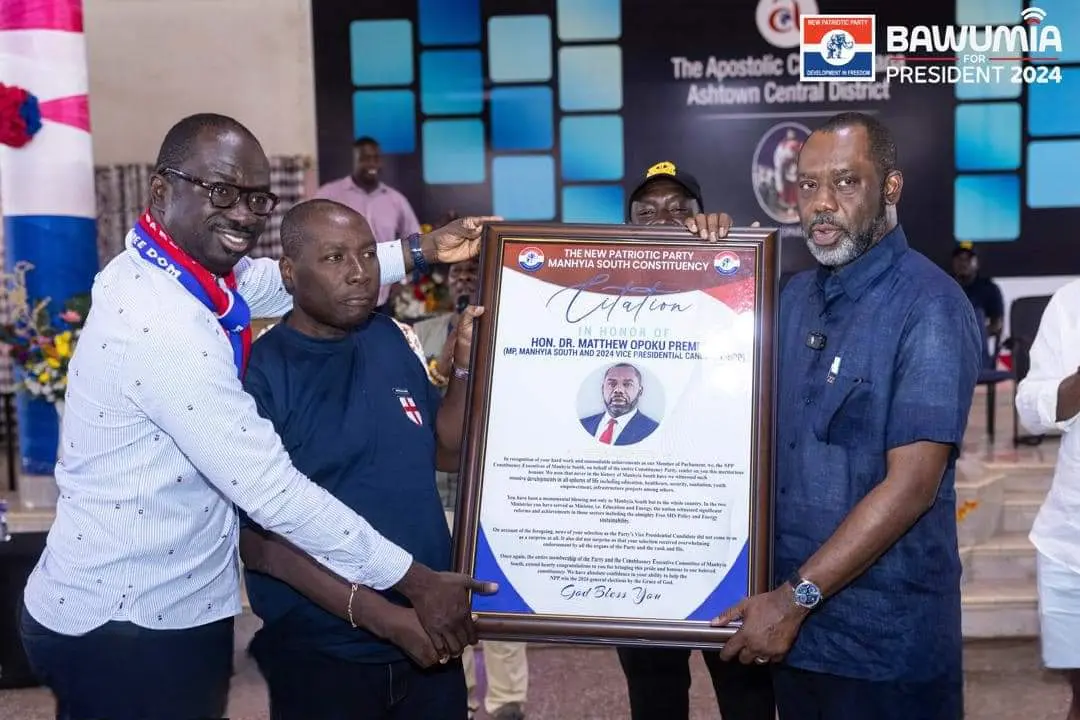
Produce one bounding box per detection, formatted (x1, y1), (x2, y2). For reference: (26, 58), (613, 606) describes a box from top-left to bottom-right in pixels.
(794, 581), (821, 608)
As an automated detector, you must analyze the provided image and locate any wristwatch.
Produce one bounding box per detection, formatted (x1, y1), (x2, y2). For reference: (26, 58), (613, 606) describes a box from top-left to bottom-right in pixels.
(407, 232), (429, 282)
(786, 570), (822, 610)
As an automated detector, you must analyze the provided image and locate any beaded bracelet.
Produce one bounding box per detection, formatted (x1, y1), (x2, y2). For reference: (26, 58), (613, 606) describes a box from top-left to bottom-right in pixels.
(427, 358), (449, 387)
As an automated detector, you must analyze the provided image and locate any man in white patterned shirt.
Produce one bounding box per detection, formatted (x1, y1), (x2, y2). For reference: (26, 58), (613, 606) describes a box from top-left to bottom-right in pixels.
(1015, 280), (1080, 720)
(19, 113), (497, 720)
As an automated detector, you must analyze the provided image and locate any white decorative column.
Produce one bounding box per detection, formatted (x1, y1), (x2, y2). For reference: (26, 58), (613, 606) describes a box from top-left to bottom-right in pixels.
(0, 0), (97, 483)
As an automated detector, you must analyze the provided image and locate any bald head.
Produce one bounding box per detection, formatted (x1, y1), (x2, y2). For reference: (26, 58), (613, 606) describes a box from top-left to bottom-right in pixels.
(280, 199), (374, 259)
(278, 199), (381, 337)
(154, 113), (262, 172)
(809, 111), (897, 183)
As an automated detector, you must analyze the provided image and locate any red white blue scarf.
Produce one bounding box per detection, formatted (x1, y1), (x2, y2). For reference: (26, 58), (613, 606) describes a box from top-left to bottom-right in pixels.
(131, 210), (252, 377)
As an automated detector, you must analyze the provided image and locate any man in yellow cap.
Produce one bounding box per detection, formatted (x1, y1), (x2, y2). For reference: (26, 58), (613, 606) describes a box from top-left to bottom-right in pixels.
(618, 161), (776, 720)
(951, 242), (1004, 337)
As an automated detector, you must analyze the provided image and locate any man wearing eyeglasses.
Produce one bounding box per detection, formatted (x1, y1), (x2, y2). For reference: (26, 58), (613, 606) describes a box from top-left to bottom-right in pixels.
(18, 113), (499, 720)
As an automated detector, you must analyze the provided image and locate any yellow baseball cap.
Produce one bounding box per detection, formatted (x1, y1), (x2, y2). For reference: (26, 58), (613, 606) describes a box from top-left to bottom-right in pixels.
(629, 161), (705, 211)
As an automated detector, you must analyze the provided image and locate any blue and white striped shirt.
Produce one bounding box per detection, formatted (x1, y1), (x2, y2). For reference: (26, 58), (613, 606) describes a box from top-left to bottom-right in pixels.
(24, 237), (412, 635)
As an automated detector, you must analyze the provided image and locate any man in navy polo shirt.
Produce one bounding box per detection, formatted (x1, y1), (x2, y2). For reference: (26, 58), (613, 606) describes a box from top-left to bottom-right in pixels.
(237, 198), (488, 719)
(714, 112), (982, 719)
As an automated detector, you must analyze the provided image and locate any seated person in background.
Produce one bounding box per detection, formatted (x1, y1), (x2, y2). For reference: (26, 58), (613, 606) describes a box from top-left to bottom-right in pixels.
(238, 198), (491, 720)
(580, 363), (660, 446)
(952, 242), (1005, 337)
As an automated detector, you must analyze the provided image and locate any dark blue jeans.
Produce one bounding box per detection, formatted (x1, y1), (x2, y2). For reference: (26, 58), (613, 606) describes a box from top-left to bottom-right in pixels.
(773, 664), (964, 720)
(19, 603), (234, 720)
(250, 629), (468, 720)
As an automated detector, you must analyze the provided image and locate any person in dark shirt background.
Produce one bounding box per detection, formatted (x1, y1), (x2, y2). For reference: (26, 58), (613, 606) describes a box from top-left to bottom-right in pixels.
(237, 198), (494, 720)
(952, 242), (1005, 337)
(616, 161), (776, 720)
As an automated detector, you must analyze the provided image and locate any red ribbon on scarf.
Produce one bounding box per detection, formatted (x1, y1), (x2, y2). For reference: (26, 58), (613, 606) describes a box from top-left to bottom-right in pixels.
(136, 210), (252, 376)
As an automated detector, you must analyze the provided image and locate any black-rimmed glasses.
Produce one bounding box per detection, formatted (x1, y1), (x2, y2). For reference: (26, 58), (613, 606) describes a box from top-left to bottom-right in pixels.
(160, 168), (280, 217)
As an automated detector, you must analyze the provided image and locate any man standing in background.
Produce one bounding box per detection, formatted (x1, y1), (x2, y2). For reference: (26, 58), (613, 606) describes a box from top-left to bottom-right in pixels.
(414, 260), (530, 720)
(313, 136), (421, 313)
(618, 161), (776, 720)
(951, 242), (1005, 338)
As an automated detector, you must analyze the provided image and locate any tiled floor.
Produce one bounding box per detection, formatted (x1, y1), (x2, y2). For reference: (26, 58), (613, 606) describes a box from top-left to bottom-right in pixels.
(0, 612), (1071, 719)
(962, 381), (1059, 465)
(1, 384), (1070, 719)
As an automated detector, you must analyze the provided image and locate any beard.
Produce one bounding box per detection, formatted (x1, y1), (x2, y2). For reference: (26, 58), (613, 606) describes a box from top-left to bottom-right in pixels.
(803, 190), (889, 268)
(605, 393), (639, 417)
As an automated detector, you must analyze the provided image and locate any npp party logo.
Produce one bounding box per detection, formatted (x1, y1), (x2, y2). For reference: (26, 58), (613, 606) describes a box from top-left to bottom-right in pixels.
(518, 246), (545, 272)
(799, 15), (876, 81)
(713, 251), (741, 276)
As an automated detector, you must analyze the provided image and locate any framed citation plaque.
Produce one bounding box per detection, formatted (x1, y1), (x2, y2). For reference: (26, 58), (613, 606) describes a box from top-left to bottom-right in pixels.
(452, 223), (778, 649)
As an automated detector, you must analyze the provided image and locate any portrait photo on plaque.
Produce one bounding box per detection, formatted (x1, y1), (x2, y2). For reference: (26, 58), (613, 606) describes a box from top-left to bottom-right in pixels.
(576, 362), (665, 447)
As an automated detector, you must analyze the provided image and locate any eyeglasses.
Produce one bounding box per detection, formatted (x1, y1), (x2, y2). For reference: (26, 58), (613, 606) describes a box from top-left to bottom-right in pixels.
(160, 168), (280, 217)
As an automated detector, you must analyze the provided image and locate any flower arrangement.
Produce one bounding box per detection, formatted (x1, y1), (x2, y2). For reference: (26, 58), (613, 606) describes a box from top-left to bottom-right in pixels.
(0, 261), (89, 405)
(389, 217), (457, 321)
(391, 269), (452, 321)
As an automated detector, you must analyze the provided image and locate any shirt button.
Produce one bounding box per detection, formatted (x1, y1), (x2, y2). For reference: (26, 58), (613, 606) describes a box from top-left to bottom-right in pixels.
(803, 397), (813, 405)
(788, 440), (796, 449)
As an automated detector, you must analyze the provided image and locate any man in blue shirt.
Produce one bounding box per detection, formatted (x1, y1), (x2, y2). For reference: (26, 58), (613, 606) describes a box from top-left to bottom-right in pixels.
(237, 199), (487, 719)
(714, 112), (982, 719)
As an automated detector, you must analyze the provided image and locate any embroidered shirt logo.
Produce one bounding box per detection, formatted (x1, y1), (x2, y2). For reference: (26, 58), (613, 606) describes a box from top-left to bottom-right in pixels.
(399, 395), (423, 426)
